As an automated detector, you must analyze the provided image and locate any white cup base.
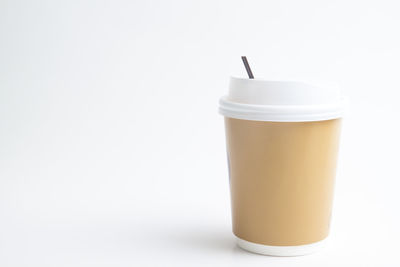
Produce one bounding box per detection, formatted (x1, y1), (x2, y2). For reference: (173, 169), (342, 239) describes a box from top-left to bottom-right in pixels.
(236, 237), (326, 256)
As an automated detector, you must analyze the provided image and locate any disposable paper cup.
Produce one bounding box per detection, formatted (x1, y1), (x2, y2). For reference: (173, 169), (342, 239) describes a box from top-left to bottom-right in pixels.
(219, 77), (345, 256)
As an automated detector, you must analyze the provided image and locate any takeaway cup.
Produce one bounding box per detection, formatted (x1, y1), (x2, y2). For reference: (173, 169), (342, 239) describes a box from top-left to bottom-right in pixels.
(219, 77), (345, 256)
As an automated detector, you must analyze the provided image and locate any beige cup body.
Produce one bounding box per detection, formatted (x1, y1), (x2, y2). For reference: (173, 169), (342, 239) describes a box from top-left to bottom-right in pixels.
(225, 117), (342, 246)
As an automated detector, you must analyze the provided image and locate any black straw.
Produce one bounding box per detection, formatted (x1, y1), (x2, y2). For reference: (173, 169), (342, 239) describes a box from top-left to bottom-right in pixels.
(241, 56), (254, 79)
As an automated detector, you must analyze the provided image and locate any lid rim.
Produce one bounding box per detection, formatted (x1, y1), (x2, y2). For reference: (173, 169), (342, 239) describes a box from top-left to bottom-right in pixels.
(219, 96), (346, 122)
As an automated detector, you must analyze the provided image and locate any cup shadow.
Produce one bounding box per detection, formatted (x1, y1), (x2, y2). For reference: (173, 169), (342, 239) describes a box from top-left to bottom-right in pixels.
(166, 228), (251, 256)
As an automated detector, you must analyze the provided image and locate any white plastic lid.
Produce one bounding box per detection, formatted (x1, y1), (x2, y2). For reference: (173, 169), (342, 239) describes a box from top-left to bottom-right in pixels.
(219, 77), (346, 122)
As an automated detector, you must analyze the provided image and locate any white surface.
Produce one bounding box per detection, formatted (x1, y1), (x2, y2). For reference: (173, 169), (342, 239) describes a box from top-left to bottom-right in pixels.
(220, 77), (345, 122)
(1, 0), (400, 266)
(236, 237), (326, 257)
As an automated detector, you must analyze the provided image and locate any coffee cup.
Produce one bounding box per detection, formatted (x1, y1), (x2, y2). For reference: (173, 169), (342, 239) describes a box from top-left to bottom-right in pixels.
(219, 77), (345, 256)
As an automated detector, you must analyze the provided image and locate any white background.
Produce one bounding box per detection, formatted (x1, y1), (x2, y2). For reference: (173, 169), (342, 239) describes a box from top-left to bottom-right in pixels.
(1, 0), (400, 266)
